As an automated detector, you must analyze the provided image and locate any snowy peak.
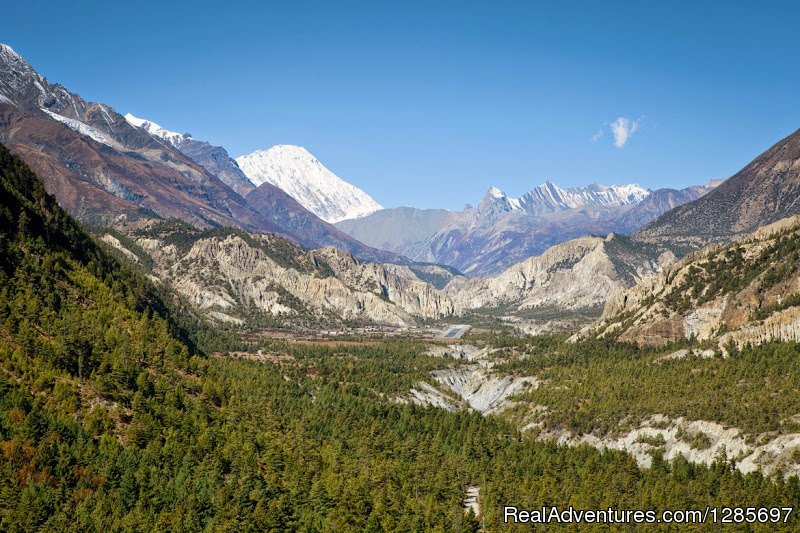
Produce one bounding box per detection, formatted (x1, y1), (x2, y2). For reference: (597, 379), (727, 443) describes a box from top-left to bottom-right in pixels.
(486, 186), (505, 198)
(519, 181), (650, 215)
(478, 186), (521, 215)
(574, 183), (651, 205)
(0, 42), (76, 115)
(475, 181), (649, 218)
(0, 44), (21, 60)
(0, 43), (33, 76)
(124, 113), (188, 146)
(0, 44), (151, 148)
(520, 181), (575, 213)
(236, 144), (383, 223)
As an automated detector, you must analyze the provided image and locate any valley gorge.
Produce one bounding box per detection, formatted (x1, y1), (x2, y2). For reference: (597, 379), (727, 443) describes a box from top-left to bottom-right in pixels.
(3, 25), (800, 531)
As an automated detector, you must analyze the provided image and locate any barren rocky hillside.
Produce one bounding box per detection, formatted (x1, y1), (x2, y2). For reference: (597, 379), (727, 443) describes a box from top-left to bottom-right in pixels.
(637, 128), (800, 243)
(103, 219), (455, 328)
(444, 233), (674, 321)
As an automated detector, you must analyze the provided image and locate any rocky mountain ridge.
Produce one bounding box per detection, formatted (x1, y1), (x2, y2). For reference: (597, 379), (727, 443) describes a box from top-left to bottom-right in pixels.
(443, 233), (674, 324)
(124, 113), (255, 196)
(491, 181), (650, 215)
(105, 220), (455, 328)
(99, 214), (676, 332)
(340, 181), (715, 276)
(592, 215), (800, 349)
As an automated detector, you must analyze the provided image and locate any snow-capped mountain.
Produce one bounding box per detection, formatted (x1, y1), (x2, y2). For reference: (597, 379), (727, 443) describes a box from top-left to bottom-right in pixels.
(0, 43), (402, 263)
(492, 181), (650, 216)
(236, 145), (383, 223)
(392, 181), (701, 276)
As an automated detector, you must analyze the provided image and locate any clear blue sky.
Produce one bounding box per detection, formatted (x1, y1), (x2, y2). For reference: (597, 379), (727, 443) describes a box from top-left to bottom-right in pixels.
(4, 1), (799, 209)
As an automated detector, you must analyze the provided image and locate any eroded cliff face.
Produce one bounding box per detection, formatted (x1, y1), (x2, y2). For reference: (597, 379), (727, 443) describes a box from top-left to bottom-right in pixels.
(107, 220), (455, 327)
(444, 234), (673, 313)
(399, 344), (540, 414)
(311, 247), (456, 319)
(402, 341), (800, 478)
(593, 216), (800, 349)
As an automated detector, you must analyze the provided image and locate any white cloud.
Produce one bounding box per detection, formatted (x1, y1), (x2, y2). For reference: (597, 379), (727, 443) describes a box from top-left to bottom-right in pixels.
(590, 128), (604, 143)
(608, 116), (642, 148)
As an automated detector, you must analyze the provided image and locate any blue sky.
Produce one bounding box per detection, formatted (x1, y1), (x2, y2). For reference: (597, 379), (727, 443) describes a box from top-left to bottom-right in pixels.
(4, 1), (799, 209)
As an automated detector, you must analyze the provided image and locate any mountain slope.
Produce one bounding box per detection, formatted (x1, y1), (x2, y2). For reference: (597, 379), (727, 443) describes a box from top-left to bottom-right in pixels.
(334, 206), (462, 252)
(613, 182), (720, 234)
(594, 216), (800, 348)
(124, 113), (255, 196)
(0, 43), (282, 233)
(236, 144), (382, 223)
(637, 129), (800, 242)
(104, 219), (454, 327)
(0, 139), (205, 422)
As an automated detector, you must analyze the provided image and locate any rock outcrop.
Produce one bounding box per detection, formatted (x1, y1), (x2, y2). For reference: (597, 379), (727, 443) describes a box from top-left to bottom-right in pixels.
(401, 344), (539, 414)
(540, 415), (800, 478)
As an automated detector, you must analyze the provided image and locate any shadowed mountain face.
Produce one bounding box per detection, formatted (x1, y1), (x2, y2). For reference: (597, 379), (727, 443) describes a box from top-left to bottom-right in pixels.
(0, 44), (398, 262)
(637, 129), (800, 242)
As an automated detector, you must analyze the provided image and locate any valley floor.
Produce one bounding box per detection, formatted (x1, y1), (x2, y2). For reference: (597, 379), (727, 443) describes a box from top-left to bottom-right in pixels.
(241, 331), (800, 480)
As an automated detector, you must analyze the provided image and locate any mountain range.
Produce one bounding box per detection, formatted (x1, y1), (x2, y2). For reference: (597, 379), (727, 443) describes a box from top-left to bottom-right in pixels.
(5, 40), (800, 336)
(0, 42), (707, 280)
(338, 180), (717, 276)
(0, 43), (399, 263)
